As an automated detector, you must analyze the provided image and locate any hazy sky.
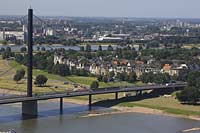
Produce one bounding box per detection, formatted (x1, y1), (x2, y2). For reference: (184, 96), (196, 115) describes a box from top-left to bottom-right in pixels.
(0, 0), (199, 18)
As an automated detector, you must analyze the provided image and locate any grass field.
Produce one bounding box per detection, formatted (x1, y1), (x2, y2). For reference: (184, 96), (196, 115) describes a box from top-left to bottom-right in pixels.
(182, 44), (200, 49)
(119, 97), (200, 116)
(0, 59), (73, 94)
(66, 75), (144, 88)
(8, 60), (143, 88)
(0, 59), (143, 94)
(71, 94), (200, 116)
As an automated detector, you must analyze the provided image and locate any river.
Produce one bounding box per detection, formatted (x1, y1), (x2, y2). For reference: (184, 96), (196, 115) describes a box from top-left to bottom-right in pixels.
(0, 44), (139, 52)
(0, 100), (199, 133)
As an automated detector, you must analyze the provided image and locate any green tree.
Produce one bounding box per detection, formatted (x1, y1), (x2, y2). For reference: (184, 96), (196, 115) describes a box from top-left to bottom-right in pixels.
(140, 72), (169, 84)
(176, 87), (200, 104)
(108, 71), (115, 80)
(13, 73), (22, 83)
(128, 72), (137, 83)
(17, 69), (25, 78)
(176, 70), (200, 104)
(34, 75), (48, 87)
(2, 51), (10, 59)
(140, 72), (154, 83)
(98, 45), (102, 51)
(86, 44), (91, 52)
(2, 47), (13, 59)
(0, 48), (5, 52)
(107, 45), (113, 51)
(80, 46), (85, 51)
(103, 76), (108, 83)
(187, 71), (200, 88)
(13, 69), (25, 83)
(116, 72), (127, 81)
(41, 47), (46, 51)
(139, 45), (143, 51)
(153, 73), (166, 84)
(90, 81), (99, 89)
(6, 47), (11, 52)
(52, 64), (70, 76)
(20, 47), (27, 53)
(97, 75), (103, 82)
(15, 54), (24, 64)
(37, 46), (40, 51)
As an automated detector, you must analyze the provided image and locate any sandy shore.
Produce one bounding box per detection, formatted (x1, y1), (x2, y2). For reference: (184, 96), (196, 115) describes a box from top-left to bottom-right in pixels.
(112, 106), (200, 121)
(60, 98), (200, 121)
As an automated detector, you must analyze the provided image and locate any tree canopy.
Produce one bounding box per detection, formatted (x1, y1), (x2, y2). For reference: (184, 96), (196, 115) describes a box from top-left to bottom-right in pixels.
(34, 75), (48, 87)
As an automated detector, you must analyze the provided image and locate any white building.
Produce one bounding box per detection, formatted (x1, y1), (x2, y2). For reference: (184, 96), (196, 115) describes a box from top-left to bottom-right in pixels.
(45, 28), (56, 36)
(98, 36), (123, 42)
(0, 31), (24, 41)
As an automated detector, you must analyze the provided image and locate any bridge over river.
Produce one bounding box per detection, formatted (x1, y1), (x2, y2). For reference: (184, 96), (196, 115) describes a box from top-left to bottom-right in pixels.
(0, 8), (187, 117)
(0, 83), (186, 116)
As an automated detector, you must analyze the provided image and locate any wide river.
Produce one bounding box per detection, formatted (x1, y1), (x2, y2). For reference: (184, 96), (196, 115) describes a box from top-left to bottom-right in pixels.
(0, 44), (139, 51)
(0, 100), (199, 133)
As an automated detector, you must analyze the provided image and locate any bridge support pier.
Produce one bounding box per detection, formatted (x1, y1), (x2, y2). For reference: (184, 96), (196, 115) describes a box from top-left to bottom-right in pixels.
(89, 94), (92, 110)
(136, 91), (139, 96)
(115, 92), (118, 100)
(60, 98), (63, 114)
(139, 90), (142, 96)
(136, 90), (143, 96)
(22, 100), (38, 117)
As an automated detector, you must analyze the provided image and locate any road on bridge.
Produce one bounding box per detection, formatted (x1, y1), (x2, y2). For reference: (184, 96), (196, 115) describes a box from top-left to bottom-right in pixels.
(0, 83), (187, 105)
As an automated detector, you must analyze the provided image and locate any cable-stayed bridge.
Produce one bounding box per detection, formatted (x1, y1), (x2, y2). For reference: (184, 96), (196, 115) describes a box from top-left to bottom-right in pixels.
(0, 9), (187, 117)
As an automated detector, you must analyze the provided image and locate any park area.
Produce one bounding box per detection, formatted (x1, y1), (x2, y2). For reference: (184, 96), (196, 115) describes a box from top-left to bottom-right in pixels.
(0, 56), (143, 95)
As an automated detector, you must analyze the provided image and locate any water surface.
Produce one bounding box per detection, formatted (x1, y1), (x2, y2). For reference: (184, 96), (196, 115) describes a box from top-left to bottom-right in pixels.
(0, 101), (199, 133)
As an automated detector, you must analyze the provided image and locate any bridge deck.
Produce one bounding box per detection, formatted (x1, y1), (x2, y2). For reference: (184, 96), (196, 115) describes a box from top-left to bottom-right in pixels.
(0, 84), (186, 105)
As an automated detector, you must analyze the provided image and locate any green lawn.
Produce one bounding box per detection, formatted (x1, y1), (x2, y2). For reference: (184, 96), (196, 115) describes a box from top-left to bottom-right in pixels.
(70, 92), (200, 117)
(1, 60), (144, 95)
(182, 44), (200, 49)
(9, 61), (65, 81)
(65, 75), (144, 88)
(8, 60), (143, 88)
(119, 97), (200, 116)
(0, 60), (72, 94)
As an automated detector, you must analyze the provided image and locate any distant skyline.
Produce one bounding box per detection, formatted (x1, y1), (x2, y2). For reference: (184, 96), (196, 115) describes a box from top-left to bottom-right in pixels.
(0, 0), (199, 18)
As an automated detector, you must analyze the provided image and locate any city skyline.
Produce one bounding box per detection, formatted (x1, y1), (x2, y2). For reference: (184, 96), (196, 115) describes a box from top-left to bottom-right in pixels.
(0, 0), (199, 18)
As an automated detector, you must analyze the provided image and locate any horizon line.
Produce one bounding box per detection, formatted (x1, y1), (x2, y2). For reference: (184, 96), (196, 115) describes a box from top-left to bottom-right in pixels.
(1, 14), (200, 20)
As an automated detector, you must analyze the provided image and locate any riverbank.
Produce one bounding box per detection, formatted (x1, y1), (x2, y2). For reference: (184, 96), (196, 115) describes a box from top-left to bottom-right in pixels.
(1, 58), (200, 122)
(62, 98), (200, 121)
(113, 106), (200, 121)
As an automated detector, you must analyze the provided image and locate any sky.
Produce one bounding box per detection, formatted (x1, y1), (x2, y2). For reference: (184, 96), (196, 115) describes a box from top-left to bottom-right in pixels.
(0, 0), (199, 18)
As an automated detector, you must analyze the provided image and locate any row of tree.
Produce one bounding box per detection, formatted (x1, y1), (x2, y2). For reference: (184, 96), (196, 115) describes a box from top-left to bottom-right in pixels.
(34, 36), (80, 46)
(140, 72), (171, 84)
(13, 69), (48, 87)
(141, 47), (200, 60)
(97, 71), (137, 83)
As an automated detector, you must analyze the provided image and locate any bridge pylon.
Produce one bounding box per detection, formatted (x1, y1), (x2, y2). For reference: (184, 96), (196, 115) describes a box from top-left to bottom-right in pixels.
(22, 8), (38, 117)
